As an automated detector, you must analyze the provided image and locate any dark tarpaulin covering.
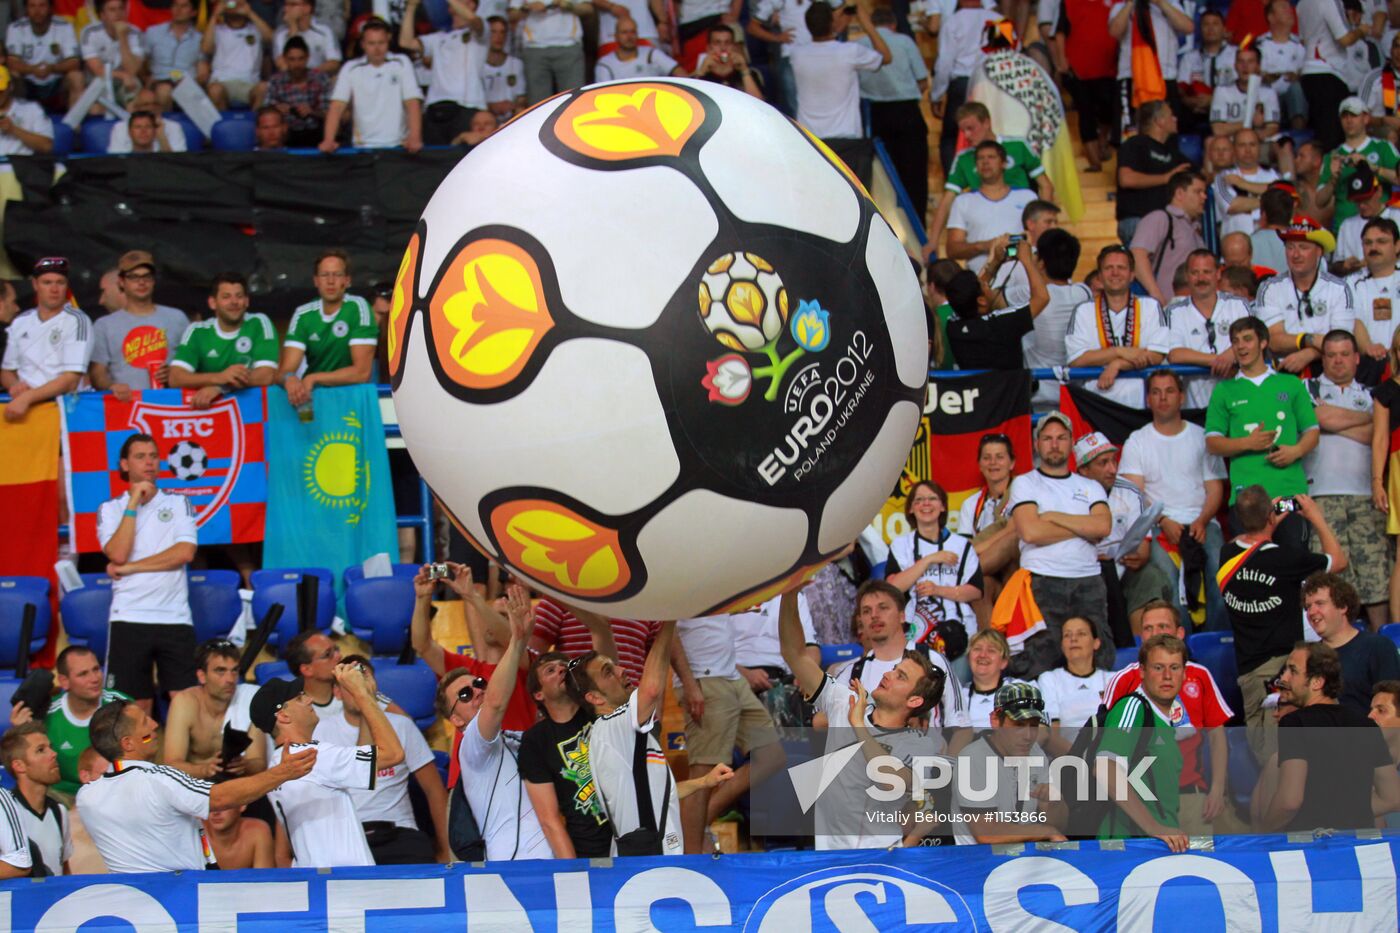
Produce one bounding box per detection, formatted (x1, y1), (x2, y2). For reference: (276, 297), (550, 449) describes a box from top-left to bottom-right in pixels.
(3, 149), (464, 318)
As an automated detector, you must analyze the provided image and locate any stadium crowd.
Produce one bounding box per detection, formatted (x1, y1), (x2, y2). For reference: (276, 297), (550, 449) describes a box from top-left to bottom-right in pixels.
(5, 0), (1400, 880)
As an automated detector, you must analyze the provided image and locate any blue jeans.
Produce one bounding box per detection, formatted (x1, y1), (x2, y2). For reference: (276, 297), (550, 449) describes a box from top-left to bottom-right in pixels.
(1148, 520), (1225, 631)
(778, 57), (797, 118)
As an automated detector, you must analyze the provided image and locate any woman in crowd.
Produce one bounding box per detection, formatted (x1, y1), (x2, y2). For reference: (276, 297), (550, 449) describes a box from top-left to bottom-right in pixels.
(961, 630), (1024, 728)
(885, 480), (983, 655)
(1371, 328), (1400, 626)
(1037, 616), (1111, 754)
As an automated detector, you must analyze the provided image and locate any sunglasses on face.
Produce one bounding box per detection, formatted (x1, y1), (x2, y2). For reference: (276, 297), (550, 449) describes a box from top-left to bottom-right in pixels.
(456, 677), (488, 703)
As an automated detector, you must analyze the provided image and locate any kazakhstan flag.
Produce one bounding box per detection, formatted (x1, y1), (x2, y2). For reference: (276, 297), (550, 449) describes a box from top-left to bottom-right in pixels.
(264, 385), (397, 601)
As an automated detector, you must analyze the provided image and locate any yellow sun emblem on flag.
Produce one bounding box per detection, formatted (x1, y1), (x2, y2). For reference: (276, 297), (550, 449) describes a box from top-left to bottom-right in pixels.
(302, 412), (369, 524)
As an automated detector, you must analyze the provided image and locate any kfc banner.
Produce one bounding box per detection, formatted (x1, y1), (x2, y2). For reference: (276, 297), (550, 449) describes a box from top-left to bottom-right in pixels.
(869, 370), (1032, 542)
(61, 388), (268, 552)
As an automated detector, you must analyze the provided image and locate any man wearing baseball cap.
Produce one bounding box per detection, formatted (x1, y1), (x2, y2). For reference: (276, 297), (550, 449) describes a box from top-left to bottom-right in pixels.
(947, 682), (1066, 845)
(1076, 431), (1171, 646)
(0, 64), (54, 156)
(1330, 163), (1400, 274)
(251, 665), (404, 868)
(1254, 215), (1355, 374)
(1, 257), (90, 424)
(88, 250), (190, 401)
(1005, 411), (1114, 678)
(1317, 96), (1400, 230)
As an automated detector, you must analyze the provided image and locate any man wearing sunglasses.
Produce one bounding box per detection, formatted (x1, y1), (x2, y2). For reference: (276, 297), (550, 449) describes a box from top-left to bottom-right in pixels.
(439, 585), (551, 861)
(252, 662), (404, 868)
(1255, 215), (1355, 374)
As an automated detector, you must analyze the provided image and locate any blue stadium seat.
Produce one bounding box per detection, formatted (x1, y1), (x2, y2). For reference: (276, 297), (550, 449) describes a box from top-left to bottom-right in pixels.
(868, 560), (887, 581)
(346, 576), (414, 656)
(1188, 631), (1242, 714)
(60, 574), (113, 662)
(1382, 623), (1400, 650)
(433, 749), (450, 787)
(1178, 133), (1204, 167)
(342, 563), (422, 586)
(1226, 726), (1258, 811)
(254, 661), (289, 684)
(80, 118), (117, 155)
(49, 119), (74, 157)
(210, 118), (255, 152)
(374, 660), (438, 730)
(167, 111), (205, 149)
(251, 568), (334, 649)
(819, 643), (862, 669)
(0, 577), (50, 670)
(188, 571), (244, 644)
(1113, 645), (1138, 671)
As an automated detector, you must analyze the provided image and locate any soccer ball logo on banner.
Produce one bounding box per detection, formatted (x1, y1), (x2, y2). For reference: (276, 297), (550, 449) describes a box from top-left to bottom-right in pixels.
(168, 440), (208, 480)
(388, 79), (927, 617)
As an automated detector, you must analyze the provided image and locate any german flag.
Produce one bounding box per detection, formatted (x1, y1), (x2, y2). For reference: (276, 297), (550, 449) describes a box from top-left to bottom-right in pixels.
(0, 401), (60, 665)
(1130, 0), (1167, 109)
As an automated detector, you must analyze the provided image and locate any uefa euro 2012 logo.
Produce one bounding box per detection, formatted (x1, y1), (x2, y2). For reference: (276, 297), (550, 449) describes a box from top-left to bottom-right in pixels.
(697, 251), (831, 407)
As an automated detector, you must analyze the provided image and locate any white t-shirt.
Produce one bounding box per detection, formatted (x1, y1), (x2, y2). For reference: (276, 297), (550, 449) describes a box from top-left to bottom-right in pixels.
(1118, 421), (1227, 524)
(79, 22), (145, 69)
(1063, 296), (1170, 408)
(1179, 43), (1237, 88)
(947, 188), (1039, 273)
(76, 758), (210, 873)
(313, 711), (435, 829)
(675, 616), (740, 681)
(929, 7), (1000, 98)
(1299, 0), (1352, 80)
(1350, 268), (1400, 351)
(886, 530), (981, 637)
(106, 118), (188, 153)
(421, 28), (488, 108)
(588, 691), (683, 856)
(482, 54), (525, 104)
(1161, 293), (1253, 408)
(1303, 374), (1374, 496)
(594, 46), (679, 81)
(832, 642), (969, 733)
(753, 0), (841, 56)
(1023, 282), (1091, 388)
(1099, 476), (1150, 566)
(950, 733), (1048, 845)
(1258, 34), (1305, 95)
(507, 0), (581, 47)
(956, 484), (1009, 537)
(210, 22), (262, 83)
(1, 305), (92, 387)
(96, 491), (196, 625)
(1109, 0), (1188, 79)
(1006, 470), (1110, 578)
(962, 676), (1026, 729)
(1254, 269), (1356, 336)
(273, 20), (342, 69)
(1208, 84), (1281, 136)
(268, 742), (377, 867)
(1211, 164), (1280, 238)
(6, 18), (80, 77)
(0, 789), (32, 875)
(1333, 208), (1400, 266)
(9, 791), (70, 876)
(809, 674), (931, 850)
(788, 40), (885, 139)
(597, 0), (659, 48)
(0, 99), (52, 156)
(330, 54), (423, 148)
(1036, 666), (1110, 727)
(459, 717), (551, 860)
(731, 594), (816, 672)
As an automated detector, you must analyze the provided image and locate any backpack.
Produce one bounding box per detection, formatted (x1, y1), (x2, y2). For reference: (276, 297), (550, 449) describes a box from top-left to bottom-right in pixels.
(1061, 691), (1157, 838)
(446, 779), (486, 862)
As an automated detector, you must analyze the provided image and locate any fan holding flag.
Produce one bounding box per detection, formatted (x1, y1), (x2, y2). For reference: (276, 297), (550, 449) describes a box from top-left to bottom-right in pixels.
(1106, 0), (1193, 133)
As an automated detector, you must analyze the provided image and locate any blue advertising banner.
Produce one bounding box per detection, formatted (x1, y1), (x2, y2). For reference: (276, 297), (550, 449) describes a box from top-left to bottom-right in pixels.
(5, 834), (1396, 931)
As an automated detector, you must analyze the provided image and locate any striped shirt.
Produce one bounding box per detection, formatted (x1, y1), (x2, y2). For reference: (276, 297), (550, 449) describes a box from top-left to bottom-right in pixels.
(268, 741), (378, 868)
(76, 758), (211, 872)
(533, 599), (658, 684)
(0, 786), (31, 874)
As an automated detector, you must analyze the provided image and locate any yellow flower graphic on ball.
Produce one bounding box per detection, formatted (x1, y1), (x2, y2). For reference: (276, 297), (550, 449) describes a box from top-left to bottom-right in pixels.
(697, 251), (817, 402)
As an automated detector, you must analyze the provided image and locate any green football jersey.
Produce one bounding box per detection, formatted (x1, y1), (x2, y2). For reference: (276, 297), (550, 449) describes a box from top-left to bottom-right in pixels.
(46, 689), (131, 795)
(1097, 693), (1183, 839)
(1318, 138), (1400, 227)
(944, 137), (1044, 195)
(170, 313), (280, 375)
(285, 295), (377, 374)
(1204, 369), (1319, 502)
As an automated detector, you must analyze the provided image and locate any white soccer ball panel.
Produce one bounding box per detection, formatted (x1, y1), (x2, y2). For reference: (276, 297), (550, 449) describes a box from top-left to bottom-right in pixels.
(696, 87), (861, 246)
(817, 399), (922, 553)
(394, 319), (682, 526)
(864, 217), (930, 392)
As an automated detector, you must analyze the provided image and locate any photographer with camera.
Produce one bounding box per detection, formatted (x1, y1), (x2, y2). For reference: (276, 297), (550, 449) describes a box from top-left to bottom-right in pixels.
(1217, 485), (1347, 764)
(941, 234), (1050, 371)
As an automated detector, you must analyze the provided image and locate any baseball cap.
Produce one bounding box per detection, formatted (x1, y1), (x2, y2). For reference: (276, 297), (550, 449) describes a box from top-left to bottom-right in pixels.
(1034, 410), (1073, 439)
(249, 677), (305, 735)
(1278, 214), (1337, 254)
(117, 250), (156, 276)
(994, 681), (1046, 721)
(1346, 162), (1380, 202)
(1339, 96), (1369, 116)
(1073, 431), (1118, 465)
(32, 256), (68, 277)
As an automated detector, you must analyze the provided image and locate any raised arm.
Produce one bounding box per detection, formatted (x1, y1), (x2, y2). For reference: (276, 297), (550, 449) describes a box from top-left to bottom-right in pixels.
(410, 567), (446, 674)
(634, 620), (675, 724)
(778, 587), (824, 697)
(336, 663), (404, 769)
(475, 584), (534, 743)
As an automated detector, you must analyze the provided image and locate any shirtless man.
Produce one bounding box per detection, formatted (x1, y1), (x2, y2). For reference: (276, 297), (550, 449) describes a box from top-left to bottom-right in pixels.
(204, 805), (273, 868)
(163, 639), (266, 779)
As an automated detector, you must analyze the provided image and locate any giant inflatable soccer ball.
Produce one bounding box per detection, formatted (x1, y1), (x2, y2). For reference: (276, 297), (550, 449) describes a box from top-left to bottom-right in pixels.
(388, 79), (927, 618)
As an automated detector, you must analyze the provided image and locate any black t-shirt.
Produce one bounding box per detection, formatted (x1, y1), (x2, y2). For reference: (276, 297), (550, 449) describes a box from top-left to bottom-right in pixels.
(1116, 134), (1189, 220)
(946, 306), (1033, 370)
(1374, 380), (1400, 427)
(1335, 633), (1400, 715)
(1278, 703), (1392, 832)
(517, 708), (613, 857)
(1218, 540), (1328, 673)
